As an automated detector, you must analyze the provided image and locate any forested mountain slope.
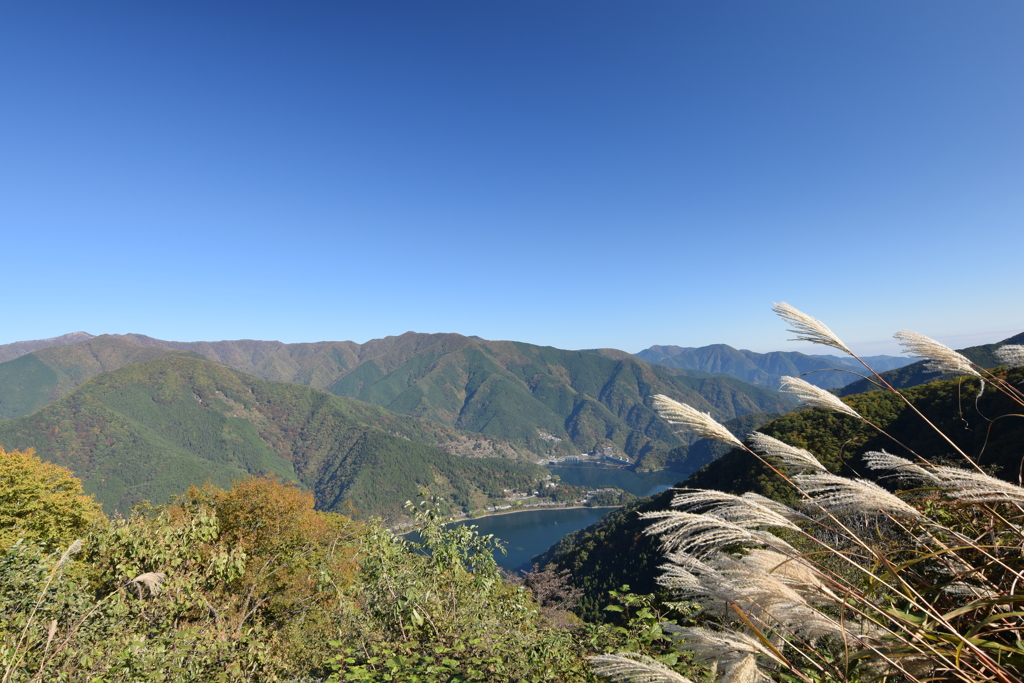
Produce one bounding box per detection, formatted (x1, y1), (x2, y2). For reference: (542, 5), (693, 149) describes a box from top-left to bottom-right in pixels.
(839, 330), (1024, 396)
(0, 333), (793, 461)
(637, 343), (913, 390)
(0, 337), (187, 420)
(0, 355), (540, 519)
(538, 366), (1024, 620)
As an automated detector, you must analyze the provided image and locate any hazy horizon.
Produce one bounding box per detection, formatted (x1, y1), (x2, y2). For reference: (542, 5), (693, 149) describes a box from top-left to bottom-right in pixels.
(3, 325), (1019, 358)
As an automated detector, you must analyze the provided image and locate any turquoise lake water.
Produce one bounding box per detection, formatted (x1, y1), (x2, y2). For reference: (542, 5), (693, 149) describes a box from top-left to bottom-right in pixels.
(452, 507), (617, 572)
(546, 465), (687, 498)
(447, 466), (690, 572)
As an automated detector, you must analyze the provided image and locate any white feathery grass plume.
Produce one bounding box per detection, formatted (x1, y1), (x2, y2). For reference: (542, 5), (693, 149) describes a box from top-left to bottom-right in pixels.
(862, 450), (939, 486)
(660, 555), (854, 643)
(640, 511), (798, 558)
(651, 395), (744, 448)
(669, 489), (803, 530)
(772, 302), (852, 355)
(747, 432), (828, 474)
(706, 555), (846, 639)
(929, 466), (1024, 505)
(655, 562), (705, 594)
(739, 493), (811, 523)
(661, 552), (714, 577)
(587, 652), (697, 683)
(720, 654), (767, 683)
(994, 344), (1024, 368)
(55, 539), (84, 571)
(130, 572), (166, 596)
(665, 626), (783, 670)
(794, 473), (922, 519)
(738, 549), (839, 604)
(779, 376), (861, 419)
(893, 330), (981, 378)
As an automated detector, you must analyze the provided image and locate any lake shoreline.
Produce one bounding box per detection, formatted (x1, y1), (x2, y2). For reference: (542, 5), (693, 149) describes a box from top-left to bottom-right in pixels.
(456, 503), (621, 523)
(392, 504), (621, 534)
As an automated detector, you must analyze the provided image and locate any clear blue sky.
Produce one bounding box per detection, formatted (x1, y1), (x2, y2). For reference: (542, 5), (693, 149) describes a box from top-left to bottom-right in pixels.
(2, 1), (1021, 355)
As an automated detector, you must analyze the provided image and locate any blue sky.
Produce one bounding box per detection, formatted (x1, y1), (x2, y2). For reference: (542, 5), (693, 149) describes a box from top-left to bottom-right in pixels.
(2, 1), (1021, 355)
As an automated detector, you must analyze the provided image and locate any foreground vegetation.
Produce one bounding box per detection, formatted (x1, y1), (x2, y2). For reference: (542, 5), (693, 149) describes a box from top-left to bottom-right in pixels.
(3, 311), (1021, 682)
(0, 447), (710, 682)
(589, 304), (1024, 683)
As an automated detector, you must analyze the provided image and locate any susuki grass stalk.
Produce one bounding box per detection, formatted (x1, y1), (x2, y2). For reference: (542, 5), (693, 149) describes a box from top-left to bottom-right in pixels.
(590, 305), (1024, 683)
(2, 539), (83, 683)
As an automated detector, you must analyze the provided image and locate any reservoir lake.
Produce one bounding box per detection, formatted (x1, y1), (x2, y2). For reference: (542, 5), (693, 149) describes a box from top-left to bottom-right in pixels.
(450, 466), (689, 572)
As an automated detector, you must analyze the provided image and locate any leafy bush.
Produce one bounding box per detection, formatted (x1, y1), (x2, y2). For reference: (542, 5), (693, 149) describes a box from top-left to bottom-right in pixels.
(0, 447), (102, 552)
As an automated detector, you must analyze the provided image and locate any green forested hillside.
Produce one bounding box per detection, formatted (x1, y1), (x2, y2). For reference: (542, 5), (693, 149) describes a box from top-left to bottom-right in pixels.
(539, 366), (1024, 619)
(0, 355), (541, 518)
(0, 333), (793, 463)
(0, 337), (183, 420)
(326, 338), (793, 459)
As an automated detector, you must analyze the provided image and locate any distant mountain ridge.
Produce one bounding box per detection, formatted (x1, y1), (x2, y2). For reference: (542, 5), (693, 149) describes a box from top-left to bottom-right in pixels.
(0, 332), (94, 363)
(0, 332), (793, 464)
(839, 330), (1024, 396)
(636, 343), (915, 390)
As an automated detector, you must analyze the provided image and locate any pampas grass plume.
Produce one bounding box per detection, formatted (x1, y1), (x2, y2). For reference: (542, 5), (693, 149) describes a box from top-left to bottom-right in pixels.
(894, 330), (981, 378)
(772, 302), (852, 355)
(779, 376), (861, 419)
(55, 539), (83, 571)
(131, 572), (166, 596)
(587, 653), (697, 683)
(747, 432), (827, 474)
(994, 344), (1024, 369)
(651, 395), (744, 448)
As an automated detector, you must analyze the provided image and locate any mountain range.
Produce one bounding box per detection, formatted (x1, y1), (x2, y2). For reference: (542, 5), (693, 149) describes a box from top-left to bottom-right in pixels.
(0, 332), (793, 461)
(635, 344), (914, 389)
(6, 327), (1015, 521)
(0, 353), (542, 518)
(0, 331), (797, 518)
